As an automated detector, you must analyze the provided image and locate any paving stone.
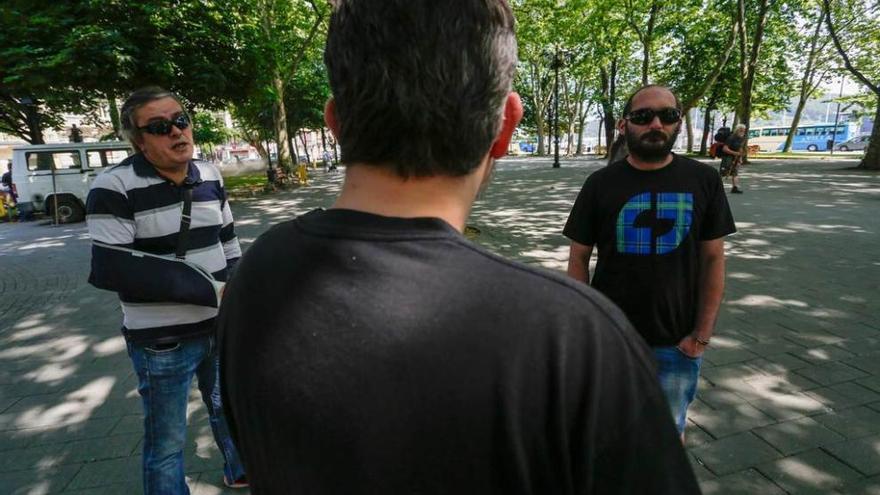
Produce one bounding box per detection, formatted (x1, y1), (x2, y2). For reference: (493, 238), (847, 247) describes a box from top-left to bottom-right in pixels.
(796, 362), (870, 386)
(741, 338), (808, 358)
(758, 448), (863, 494)
(804, 382), (880, 409)
(688, 402), (777, 438)
(32, 415), (122, 446)
(754, 417), (846, 455)
(836, 474), (880, 495)
(703, 331), (758, 349)
(836, 337), (880, 356)
(699, 468), (786, 495)
(5, 464), (83, 494)
(747, 353), (814, 374)
(846, 354), (880, 375)
(812, 406), (880, 439)
(860, 376), (880, 394)
(688, 453), (717, 482)
(823, 324), (880, 340)
(793, 345), (857, 365)
(684, 420), (714, 448)
(696, 387), (750, 410)
(110, 414), (142, 435)
(690, 432), (782, 475)
(823, 434), (880, 476)
(704, 347), (761, 366)
(66, 455), (142, 490)
(61, 481), (143, 495)
(784, 330), (846, 348)
(749, 392), (831, 421)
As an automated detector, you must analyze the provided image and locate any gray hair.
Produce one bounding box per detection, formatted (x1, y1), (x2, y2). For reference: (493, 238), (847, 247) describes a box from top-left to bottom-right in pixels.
(324, 0), (518, 178)
(734, 124), (747, 133)
(120, 87), (185, 151)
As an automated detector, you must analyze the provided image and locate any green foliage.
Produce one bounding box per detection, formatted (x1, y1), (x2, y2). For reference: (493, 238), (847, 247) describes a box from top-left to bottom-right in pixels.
(192, 112), (229, 146)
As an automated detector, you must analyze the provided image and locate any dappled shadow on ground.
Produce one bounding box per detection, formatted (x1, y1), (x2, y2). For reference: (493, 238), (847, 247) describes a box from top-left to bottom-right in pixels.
(1, 157), (879, 492)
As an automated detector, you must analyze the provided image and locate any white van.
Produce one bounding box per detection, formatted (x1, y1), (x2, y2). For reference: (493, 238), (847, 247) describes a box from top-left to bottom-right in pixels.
(11, 142), (133, 223)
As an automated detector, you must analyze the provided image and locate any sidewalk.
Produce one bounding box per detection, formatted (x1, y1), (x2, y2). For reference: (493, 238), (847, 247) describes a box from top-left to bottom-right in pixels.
(0, 156), (877, 494)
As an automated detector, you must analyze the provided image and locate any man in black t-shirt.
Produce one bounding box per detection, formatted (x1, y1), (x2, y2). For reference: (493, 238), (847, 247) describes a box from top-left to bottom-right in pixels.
(565, 85), (737, 440)
(720, 124), (746, 193)
(219, 4), (699, 494)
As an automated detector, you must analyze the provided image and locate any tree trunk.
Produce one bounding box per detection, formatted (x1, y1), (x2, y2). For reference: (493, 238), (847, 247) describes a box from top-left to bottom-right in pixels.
(600, 59), (618, 151)
(737, 0), (770, 162)
(859, 99), (880, 170)
(641, 0), (659, 85)
(700, 107), (713, 155)
(685, 109), (694, 153)
(271, 75), (293, 170)
(24, 106), (45, 144)
(107, 93), (121, 139)
(299, 130), (311, 164)
(681, 7), (740, 116)
(784, 5), (826, 152)
(597, 115), (604, 154)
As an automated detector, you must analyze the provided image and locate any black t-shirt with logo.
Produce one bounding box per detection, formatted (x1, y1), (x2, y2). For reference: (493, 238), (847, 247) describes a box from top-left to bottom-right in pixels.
(220, 208), (700, 494)
(564, 155), (736, 346)
(723, 134), (744, 158)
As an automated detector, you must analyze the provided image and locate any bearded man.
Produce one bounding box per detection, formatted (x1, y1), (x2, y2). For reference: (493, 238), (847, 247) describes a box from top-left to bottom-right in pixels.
(564, 85), (737, 440)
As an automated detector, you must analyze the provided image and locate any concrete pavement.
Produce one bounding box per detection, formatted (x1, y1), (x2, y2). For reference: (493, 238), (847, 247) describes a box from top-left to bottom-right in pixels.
(0, 156), (878, 494)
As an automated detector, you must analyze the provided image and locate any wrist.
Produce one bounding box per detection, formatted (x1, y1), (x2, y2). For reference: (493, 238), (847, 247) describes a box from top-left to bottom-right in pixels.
(691, 334), (710, 346)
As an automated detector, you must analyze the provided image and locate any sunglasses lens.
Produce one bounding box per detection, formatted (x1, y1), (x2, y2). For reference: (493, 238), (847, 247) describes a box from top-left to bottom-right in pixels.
(627, 108), (681, 125)
(659, 108), (681, 124)
(173, 114), (190, 130)
(147, 121), (173, 135)
(628, 109), (654, 125)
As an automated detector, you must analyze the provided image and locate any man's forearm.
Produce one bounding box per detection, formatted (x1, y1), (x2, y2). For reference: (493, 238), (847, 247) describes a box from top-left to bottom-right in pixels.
(693, 255), (725, 339)
(566, 257), (590, 284)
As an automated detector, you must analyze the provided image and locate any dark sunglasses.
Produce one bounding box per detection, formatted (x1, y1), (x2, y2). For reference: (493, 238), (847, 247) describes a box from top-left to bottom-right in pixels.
(626, 107), (682, 125)
(138, 113), (190, 135)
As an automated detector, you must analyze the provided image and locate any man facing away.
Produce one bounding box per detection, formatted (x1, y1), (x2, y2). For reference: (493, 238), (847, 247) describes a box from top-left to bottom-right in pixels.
(86, 87), (246, 493)
(720, 124), (747, 193)
(219, 3), (699, 494)
(565, 85), (737, 440)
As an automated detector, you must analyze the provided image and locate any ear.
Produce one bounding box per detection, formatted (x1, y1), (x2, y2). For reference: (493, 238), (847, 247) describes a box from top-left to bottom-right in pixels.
(324, 98), (340, 138)
(489, 92), (524, 159)
(616, 118), (627, 136)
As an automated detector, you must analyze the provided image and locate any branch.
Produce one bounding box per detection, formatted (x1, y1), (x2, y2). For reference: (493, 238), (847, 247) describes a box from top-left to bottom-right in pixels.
(822, 0), (880, 95)
(682, 7), (740, 111)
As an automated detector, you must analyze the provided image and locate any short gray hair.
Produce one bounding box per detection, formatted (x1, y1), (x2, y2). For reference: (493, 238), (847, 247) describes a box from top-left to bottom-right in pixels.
(120, 87), (184, 151)
(734, 124), (747, 133)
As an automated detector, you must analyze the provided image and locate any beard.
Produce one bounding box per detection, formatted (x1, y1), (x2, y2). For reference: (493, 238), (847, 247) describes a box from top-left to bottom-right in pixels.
(625, 124), (680, 163)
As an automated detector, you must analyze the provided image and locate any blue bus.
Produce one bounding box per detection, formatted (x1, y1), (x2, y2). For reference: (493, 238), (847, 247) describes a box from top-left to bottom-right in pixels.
(747, 122), (859, 152)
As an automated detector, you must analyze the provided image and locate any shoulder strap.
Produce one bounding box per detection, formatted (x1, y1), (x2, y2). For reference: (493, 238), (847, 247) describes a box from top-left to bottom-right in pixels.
(175, 187), (194, 260)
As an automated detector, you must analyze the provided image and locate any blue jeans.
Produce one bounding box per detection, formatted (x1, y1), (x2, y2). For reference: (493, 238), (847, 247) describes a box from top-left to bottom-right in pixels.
(128, 335), (245, 495)
(653, 346), (702, 434)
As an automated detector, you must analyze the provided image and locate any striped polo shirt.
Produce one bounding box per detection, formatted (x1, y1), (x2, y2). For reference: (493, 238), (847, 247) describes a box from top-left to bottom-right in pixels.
(86, 153), (241, 344)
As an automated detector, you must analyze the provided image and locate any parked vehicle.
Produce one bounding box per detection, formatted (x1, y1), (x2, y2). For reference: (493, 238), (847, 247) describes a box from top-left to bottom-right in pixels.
(10, 142), (133, 223)
(747, 122), (860, 152)
(836, 135), (870, 152)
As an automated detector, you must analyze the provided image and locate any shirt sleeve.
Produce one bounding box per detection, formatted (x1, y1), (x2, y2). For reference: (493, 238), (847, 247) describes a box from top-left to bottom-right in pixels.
(218, 177), (242, 269)
(563, 175), (598, 245)
(86, 172), (220, 308)
(700, 173), (737, 240)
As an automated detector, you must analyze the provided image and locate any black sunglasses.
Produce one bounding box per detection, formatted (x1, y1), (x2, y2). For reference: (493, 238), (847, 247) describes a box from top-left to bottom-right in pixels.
(626, 107), (682, 126)
(138, 113), (190, 135)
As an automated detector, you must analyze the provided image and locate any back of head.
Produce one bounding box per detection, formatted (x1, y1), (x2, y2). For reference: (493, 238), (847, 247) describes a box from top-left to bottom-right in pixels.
(324, 0), (517, 178)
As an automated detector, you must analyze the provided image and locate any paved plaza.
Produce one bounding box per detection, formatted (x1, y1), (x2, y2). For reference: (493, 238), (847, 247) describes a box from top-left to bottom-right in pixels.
(1, 156), (878, 494)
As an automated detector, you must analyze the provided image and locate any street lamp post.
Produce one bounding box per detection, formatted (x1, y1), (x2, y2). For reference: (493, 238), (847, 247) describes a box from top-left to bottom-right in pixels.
(553, 47), (561, 168)
(830, 75), (845, 156)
